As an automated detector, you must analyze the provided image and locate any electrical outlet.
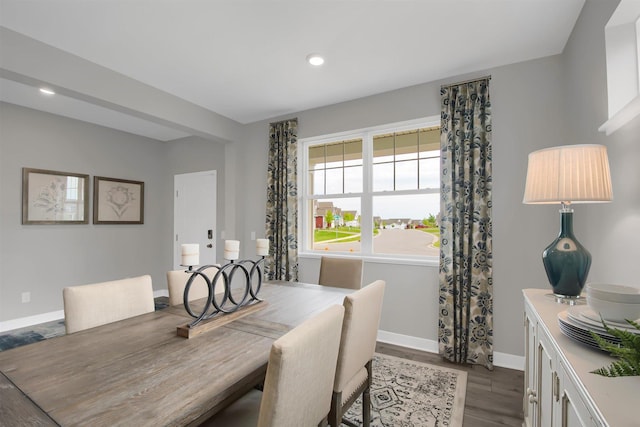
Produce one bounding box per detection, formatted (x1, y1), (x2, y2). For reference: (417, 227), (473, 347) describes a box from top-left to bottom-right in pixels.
(21, 292), (31, 303)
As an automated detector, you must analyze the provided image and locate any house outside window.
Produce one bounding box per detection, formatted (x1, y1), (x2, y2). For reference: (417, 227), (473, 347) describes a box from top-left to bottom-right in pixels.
(300, 117), (440, 260)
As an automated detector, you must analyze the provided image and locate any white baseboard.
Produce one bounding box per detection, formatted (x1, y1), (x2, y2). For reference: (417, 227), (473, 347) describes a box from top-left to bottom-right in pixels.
(377, 329), (439, 353)
(0, 310), (65, 333)
(493, 351), (525, 371)
(377, 329), (524, 371)
(0, 289), (170, 333)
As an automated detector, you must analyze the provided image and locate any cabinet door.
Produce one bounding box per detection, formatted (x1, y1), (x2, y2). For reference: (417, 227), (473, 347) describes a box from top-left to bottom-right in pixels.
(536, 330), (555, 427)
(556, 361), (598, 427)
(524, 309), (537, 427)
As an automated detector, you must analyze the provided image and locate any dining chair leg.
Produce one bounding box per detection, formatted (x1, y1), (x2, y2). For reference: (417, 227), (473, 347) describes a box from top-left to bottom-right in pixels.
(363, 360), (373, 427)
(328, 391), (341, 427)
(363, 388), (371, 427)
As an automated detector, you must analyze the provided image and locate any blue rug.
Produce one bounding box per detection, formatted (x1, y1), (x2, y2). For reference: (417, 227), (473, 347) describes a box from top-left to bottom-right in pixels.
(0, 319), (66, 351)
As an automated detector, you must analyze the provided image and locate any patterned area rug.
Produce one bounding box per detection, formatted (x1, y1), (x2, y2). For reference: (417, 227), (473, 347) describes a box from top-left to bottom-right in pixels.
(343, 353), (467, 427)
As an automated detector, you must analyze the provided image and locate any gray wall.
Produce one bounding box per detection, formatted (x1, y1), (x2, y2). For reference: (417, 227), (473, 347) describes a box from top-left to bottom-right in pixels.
(0, 103), (228, 321)
(562, 0), (640, 286)
(0, 103), (171, 320)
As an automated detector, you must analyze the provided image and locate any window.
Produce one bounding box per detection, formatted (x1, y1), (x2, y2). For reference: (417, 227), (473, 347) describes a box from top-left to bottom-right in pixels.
(599, 0), (640, 135)
(300, 118), (440, 260)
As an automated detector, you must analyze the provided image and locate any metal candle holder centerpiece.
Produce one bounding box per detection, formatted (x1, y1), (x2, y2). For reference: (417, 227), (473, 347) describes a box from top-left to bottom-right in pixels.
(180, 239), (269, 329)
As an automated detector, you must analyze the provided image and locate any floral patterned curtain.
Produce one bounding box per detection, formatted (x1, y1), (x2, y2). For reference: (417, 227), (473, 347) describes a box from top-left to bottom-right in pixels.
(265, 118), (299, 281)
(439, 79), (493, 370)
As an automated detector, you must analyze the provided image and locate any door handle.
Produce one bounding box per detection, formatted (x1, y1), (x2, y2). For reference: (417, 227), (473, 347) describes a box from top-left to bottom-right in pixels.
(206, 244), (213, 248)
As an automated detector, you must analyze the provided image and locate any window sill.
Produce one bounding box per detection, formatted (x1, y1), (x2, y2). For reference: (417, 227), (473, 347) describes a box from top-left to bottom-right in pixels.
(599, 95), (640, 136)
(298, 251), (439, 268)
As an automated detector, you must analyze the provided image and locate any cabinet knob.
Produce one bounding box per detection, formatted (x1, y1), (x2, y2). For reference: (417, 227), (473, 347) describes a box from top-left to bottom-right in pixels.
(528, 394), (538, 404)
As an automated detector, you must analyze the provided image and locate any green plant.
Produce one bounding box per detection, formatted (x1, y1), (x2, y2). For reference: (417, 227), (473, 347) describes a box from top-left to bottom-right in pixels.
(324, 210), (334, 228)
(422, 213), (437, 228)
(590, 318), (640, 377)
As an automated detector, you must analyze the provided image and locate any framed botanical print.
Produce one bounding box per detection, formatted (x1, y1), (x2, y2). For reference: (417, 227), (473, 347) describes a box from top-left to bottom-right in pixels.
(93, 176), (144, 224)
(22, 168), (89, 224)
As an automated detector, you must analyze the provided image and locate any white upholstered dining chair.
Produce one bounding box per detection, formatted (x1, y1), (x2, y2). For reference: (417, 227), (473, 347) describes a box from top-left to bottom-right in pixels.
(63, 275), (155, 334)
(166, 266), (224, 307)
(318, 256), (363, 289)
(328, 279), (386, 427)
(203, 304), (345, 427)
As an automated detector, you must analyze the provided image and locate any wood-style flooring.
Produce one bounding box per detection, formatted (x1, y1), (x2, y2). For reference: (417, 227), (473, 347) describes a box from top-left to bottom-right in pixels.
(376, 342), (524, 427)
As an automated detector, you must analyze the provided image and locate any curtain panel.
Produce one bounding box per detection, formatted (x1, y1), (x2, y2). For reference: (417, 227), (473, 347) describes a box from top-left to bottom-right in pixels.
(265, 118), (299, 281)
(439, 79), (493, 370)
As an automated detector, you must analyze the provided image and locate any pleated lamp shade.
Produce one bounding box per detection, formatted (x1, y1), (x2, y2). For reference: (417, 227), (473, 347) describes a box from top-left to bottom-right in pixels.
(523, 144), (613, 204)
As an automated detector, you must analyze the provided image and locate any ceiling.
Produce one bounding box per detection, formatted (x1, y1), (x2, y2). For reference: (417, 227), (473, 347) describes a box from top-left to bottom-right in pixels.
(0, 0), (585, 141)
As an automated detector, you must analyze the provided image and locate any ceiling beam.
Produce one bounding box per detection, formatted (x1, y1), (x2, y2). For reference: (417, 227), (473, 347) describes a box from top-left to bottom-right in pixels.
(0, 27), (240, 143)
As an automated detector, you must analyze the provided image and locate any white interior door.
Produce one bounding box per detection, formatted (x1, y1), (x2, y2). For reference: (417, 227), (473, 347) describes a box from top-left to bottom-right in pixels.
(174, 170), (217, 269)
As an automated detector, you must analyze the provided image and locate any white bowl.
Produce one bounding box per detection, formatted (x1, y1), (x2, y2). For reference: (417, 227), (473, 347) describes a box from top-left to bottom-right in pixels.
(586, 283), (640, 304)
(587, 295), (640, 323)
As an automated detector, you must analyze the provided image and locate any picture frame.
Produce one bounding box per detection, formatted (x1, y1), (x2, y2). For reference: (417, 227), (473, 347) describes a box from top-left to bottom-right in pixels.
(93, 176), (144, 224)
(22, 168), (90, 225)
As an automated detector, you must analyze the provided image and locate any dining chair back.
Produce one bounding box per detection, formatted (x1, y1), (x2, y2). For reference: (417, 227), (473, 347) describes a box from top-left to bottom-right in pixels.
(203, 304), (345, 427)
(166, 265), (223, 307)
(318, 256), (363, 289)
(63, 275), (155, 334)
(329, 279), (386, 427)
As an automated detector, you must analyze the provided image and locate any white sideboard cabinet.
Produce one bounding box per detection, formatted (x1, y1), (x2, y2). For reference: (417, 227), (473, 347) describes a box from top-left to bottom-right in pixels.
(523, 289), (639, 427)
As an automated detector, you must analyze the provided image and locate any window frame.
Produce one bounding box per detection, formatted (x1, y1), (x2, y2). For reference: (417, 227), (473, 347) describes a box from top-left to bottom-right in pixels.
(598, 0), (640, 135)
(298, 116), (440, 265)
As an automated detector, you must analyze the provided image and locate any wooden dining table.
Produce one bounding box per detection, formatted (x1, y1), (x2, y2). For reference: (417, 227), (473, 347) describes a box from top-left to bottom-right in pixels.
(0, 281), (352, 427)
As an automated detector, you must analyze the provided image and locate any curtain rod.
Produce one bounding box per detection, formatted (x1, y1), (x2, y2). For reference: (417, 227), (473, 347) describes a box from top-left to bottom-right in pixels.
(441, 75), (491, 88)
(269, 117), (298, 126)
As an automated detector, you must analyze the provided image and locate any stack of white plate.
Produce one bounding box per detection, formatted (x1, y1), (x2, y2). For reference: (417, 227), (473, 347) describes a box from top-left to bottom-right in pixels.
(585, 283), (640, 323)
(558, 283), (640, 350)
(558, 305), (640, 351)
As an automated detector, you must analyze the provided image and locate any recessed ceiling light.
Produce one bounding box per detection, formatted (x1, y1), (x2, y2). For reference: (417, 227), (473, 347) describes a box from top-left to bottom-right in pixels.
(39, 88), (55, 95)
(306, 54), (325, 66)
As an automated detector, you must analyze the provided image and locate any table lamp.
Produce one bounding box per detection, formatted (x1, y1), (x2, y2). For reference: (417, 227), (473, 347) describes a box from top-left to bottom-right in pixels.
(523, 144), (613, 303)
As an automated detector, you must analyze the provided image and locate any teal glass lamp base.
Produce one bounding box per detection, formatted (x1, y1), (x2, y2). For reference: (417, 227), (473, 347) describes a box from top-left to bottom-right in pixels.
(542, 210), (591, 299)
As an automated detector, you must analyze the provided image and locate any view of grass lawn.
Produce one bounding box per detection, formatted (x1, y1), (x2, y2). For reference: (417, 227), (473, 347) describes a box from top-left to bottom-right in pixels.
(314, 229), (358, 242)
(314, 227), (380, 243)
(315, 226), (431, 244)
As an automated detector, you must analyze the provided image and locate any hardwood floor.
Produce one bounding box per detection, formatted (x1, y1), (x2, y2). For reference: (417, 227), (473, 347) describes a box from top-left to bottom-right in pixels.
(376, 342), (524, 427)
